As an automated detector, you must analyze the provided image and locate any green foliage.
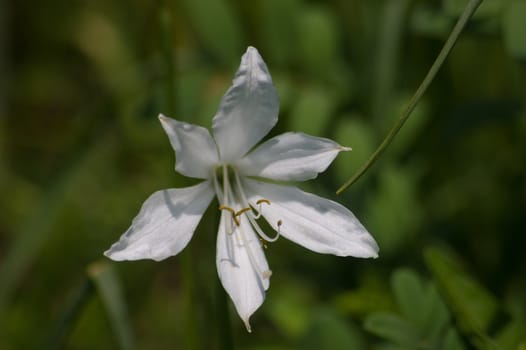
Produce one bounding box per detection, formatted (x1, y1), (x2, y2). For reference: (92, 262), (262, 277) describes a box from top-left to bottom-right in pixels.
(1, 0), (525, 348)
(424, 247), (526, 350)
(365, 268), (464, 350)
(425, 247), (498, 336)
(88, 262), (135, 350)
(265, 278), (315, 338)
(300, 308), (366, 350)
(363, 166), (422, 255)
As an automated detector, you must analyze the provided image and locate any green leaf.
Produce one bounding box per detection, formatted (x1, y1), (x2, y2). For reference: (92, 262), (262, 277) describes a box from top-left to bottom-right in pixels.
(364, 312), (421, 348)
(88, 262), (135, 350)
(391, 268), (451, 341)
(495, 320), (526, 350)
(301, 308), (366, 350)
(443, 327), (467, 350)
(422, 285), (450, 340)
(424, 247), (499, 337)
(502, 0), (526, 59)
(391, 269), (427, 326)
(333, 274), (394, 316)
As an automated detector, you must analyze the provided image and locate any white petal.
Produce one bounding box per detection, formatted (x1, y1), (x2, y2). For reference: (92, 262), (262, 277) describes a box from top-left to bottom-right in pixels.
(159, 114), (219, 179)
(243, 179), (379, 258)
(217, 213), (270, 332)
(105, 181), (215, 261)
(212, 47), (279, 162)
(236, 132), (350, 181)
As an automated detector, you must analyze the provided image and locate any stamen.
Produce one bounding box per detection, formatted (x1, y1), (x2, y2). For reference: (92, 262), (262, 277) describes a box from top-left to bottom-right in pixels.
(246, 209), (280, 243)
(259, 237), (268, 249)
(235, 207), (251, 217)
(236, 217), (271, 281)
(231, 170), (281, 244)
(254, 199), (270, 219)
(219, 205), (240, 227)
(218, 205), (235, 215)
(211, 169), (224, 199)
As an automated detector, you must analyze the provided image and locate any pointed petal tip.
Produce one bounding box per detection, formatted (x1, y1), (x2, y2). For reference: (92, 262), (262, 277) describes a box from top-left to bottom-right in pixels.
(369, 248), (380, 259)
(242, 46), (265, 66)
(103, 248), (121, 261)
(103, 245), (125, 261)
(340, 146), (352, 152)
(245, 46), (258, 54)
(362, 236), (380, 259)
(243, 317), (252, 333)
(368, 243), (380, 259)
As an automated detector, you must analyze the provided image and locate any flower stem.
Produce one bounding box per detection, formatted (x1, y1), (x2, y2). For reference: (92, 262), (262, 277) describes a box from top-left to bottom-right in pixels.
(157, 3), (198, 348)
(336, 0), (483, 195)
(180, 252), (199, 349)
(216, 274), (234, 350)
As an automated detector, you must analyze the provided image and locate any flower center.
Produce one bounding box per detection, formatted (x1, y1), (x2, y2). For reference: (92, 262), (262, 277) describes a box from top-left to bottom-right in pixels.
(212, 164), (281, 280)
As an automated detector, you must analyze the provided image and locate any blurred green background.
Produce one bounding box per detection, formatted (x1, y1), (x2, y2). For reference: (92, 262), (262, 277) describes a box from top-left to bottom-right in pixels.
(1, 0), (525, 349)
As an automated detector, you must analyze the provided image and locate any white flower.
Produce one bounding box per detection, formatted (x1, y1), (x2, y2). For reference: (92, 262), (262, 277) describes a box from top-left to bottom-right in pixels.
(104, 46), (379, 332)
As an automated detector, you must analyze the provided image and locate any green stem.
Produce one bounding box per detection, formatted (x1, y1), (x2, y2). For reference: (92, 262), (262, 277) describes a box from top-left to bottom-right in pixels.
(216, 275), (234, 350)
(158, 3), (200, 348)
(46, 278), (95, 349)
(336, 0), (483, 195)
(180, 251), (199, 349)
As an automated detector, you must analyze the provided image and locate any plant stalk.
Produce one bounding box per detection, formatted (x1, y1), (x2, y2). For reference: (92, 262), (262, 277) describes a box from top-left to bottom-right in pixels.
(337, 0), (483, 195)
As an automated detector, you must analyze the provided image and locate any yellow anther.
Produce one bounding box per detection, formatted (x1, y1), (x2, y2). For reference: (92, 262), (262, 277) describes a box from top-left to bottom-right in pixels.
(219, 205), (240, 226)
(219, 205), (235, 215)
(235, 207), (252, 217)
(253, 199), (271, 219)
